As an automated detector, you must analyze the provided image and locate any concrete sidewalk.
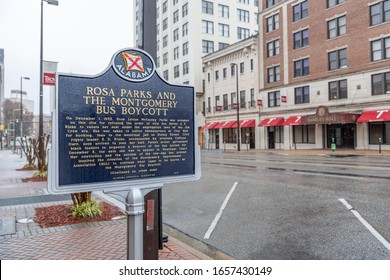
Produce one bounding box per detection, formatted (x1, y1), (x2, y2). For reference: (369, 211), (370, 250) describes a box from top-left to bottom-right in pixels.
(0, 149), (211, 260)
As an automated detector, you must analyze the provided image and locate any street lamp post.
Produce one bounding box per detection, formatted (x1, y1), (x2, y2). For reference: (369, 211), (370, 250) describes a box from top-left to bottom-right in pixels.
(39, 0), (58, 168)
(231, 63), (240, 151)
(20, 76), (30, 158)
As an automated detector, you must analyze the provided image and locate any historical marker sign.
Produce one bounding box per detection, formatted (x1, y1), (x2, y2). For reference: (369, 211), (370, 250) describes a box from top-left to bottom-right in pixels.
(48, 48), (201, 194)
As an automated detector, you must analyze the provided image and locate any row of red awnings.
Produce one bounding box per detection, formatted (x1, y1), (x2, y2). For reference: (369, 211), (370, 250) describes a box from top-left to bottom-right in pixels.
(203, 119), (256, 129)
(203, 110), (390, 129)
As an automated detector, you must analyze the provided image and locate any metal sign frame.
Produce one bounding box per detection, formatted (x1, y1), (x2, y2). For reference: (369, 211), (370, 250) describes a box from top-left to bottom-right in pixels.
(48, 48), (201, 194)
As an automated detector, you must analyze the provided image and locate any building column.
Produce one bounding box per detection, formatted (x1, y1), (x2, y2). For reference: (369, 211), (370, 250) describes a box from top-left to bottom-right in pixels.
(315, 124), (324, 149)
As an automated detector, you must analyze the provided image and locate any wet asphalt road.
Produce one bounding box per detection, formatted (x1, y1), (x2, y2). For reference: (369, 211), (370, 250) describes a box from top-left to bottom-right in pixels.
(162, 151), (390, 260)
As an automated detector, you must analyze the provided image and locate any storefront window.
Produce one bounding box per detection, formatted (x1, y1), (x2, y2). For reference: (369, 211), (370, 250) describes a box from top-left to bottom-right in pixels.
(293, 125), (315, 143)
(223, 128), (237, 143)
(275, 126), (284, 143)
(369, 122), (390, 144)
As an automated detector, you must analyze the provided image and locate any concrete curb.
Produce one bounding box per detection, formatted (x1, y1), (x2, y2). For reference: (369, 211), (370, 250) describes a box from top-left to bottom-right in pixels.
(163, 224), (235, 260)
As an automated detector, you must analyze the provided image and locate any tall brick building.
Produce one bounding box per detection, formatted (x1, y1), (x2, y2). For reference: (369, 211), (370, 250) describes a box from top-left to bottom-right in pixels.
(258, 0), (390, 150)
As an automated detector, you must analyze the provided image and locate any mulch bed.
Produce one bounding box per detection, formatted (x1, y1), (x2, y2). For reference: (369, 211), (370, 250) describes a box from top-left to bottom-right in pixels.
(34, 202), (125, 228)
(22, 177), (47, 182)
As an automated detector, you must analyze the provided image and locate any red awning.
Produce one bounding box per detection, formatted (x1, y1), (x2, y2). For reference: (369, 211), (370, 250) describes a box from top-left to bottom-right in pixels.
(283, 116), (303, 126)
(357, 109), (390, 123)
(231, 119), (256, 128)
(258, 117), (284, 127)
(202, 121), (220, 129)
(214, 120), (237, 129)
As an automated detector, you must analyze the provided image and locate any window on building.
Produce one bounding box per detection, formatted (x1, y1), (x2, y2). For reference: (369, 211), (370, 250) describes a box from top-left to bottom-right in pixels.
(202, 40), (214, 53)
(163, 18), (168, 30)
(294, 86), (310, 104)
(182, 3), (188, 17)
(294, 58), (310, 77)
(163, 70), (169, 80)
(240, 90), (246, 109)
(231, 92), (236, 107)
(268, 90), (281, 107)
(328, 15), (346, 39)
(207, 97), (211, 113)
(268, 65), (280, 83)
(237, 9), (250, 22)
(293, 125), (315, 143)
(183, 42), (189, 56)
(215, 95), (220, 110)
(328, 48), (347, 70)
(250, 59), (254, 71)
(208, 72), (210, 83)
(293, 0), (308, 22)
(223, 129), (237, 144)
(163, 1), (168, 13)
(250, 88), (255, 107)
(223, 94), (228, 110)
(173, 10), (179, 23)
(183, 61), (189, 75)
(254, 13), (259, 25)
(239, 0), (249, 4)
(219, 24), (230, 37)
(329, 79), (348, 100)
(371, 36), (390, 61)
(182, 23), (188, 37)
(215, 70), (219, 81)
(231, 64), (236, 76)
(202, 0), (213, 15)
(218, 4), (229, 18)
(223, 68), (227, 78)
(240, 62), (245, 74)
(372, 72), (390, 95)
(202, 20), (214, 34)
(267, 39), (280, 57)
(219, 42), (229, 50)
(173, 28), (179, 41)
(266, 14), (279, 32)
(266, 0), (278, 8)
(370, 0), (390, 26)
(174, 65), (180, 78)
(327, 0), (346, 8)
(237, 27), (250, 39)
(369, 122), (390, 144)
(163, 35), (168, 47)
(163, 52), (168, 65)
(294, 29), (309, 49)
(174, 47), (179, 60)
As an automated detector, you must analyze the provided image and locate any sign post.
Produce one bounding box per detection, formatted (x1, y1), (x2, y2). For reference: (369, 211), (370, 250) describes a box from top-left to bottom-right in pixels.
(49, 48), (201, 259)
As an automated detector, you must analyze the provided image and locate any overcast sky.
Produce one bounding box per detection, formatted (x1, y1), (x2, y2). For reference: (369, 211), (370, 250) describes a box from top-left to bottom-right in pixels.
(0, 0), (134, 114)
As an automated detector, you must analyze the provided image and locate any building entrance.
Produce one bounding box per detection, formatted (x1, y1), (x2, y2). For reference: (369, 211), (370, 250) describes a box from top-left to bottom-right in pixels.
(326, 124), (355, 149)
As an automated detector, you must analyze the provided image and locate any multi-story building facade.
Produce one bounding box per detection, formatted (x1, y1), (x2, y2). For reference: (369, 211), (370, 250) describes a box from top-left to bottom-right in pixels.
(134, 0), (260, 148)
(204, 0), (390, 151)
(203, 35), (259, 150)
(258, 0), (390, 150)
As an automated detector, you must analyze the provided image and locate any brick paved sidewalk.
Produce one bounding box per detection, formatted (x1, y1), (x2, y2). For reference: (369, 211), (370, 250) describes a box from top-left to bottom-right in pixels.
(0, 201), (207, 260)
(0, 150), (209, 260)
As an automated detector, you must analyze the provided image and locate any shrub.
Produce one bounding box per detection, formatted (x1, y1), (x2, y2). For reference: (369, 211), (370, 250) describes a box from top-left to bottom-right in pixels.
(71, 200), (102, 218)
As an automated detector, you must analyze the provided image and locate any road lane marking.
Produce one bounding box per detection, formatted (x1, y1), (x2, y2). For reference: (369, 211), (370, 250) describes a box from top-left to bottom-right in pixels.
(204, 182), (239, 239)
(339, 198), (390, 251)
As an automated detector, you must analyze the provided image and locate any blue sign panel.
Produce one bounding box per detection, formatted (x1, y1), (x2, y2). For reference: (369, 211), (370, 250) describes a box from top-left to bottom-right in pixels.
(49, 48), (200, 194)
